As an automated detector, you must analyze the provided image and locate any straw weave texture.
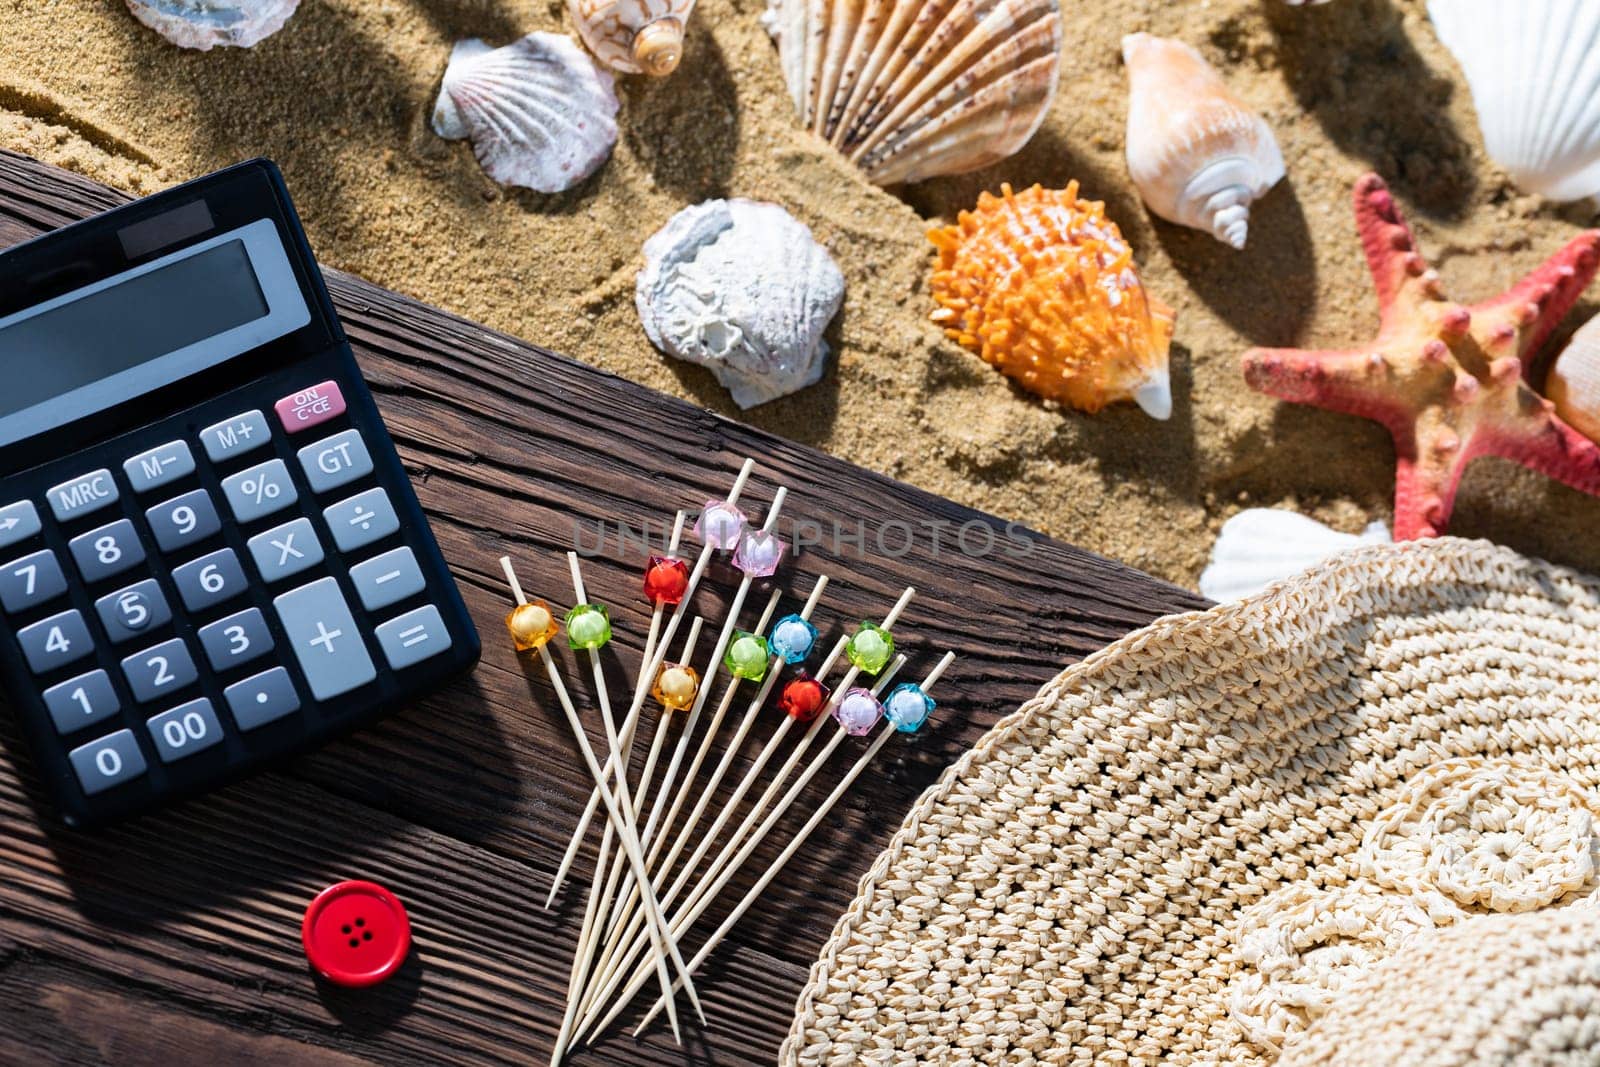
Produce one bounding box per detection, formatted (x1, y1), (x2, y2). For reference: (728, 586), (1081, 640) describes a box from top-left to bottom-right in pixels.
(782, 538), (1600, 1066)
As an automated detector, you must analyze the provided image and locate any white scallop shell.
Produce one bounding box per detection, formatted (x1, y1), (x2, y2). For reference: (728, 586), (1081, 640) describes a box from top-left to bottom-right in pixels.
(431, 34), (619, 194)
(1548, 316), (1600, 444)
(636, 200), (844, 408)
(1199, 509), (1391, 603)
(761, 0), (1062, 186)
(1428, 0), (1600, 201)
(124, 0), (297, 50)
(570, 0), (696, 76)
(1122, 33), (1285, 250)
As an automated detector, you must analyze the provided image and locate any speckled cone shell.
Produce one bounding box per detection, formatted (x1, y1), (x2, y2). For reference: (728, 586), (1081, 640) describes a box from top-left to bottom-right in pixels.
(1548, 316), (1600, 444)
(1122, 33), (1284, 250)
(928, 182), (1176, 418)
(124, 0), (298, 50)
(570, 0), (696, 75)
(762, 0), (1062, 185)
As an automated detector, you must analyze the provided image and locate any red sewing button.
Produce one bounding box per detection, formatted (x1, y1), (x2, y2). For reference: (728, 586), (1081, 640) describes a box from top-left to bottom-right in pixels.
(274, 380), (346, 433)
(302, 880), (411, 988)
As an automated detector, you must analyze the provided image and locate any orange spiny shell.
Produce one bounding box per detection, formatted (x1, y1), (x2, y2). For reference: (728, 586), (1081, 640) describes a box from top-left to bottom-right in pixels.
(928, 181), (1176, 418)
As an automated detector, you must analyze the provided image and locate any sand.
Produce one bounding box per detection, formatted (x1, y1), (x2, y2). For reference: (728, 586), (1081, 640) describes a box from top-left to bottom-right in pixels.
(2, 0), (1597, 590)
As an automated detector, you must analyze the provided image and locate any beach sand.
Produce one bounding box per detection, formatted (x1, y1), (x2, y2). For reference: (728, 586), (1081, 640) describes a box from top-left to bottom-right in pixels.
(3, 0), (1597, 588)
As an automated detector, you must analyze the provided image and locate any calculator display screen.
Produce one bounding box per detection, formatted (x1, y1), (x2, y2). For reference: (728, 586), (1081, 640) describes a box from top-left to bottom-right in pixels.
(0, 218), (310, 448)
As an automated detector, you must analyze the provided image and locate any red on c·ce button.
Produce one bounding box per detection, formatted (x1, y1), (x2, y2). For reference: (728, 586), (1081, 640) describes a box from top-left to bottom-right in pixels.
(302, 880), (412, 988)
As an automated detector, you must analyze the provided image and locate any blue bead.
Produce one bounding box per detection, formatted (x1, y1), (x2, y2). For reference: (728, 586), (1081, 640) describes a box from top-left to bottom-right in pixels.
(884, 683), (935, 733)
(768, 613), (818, 664)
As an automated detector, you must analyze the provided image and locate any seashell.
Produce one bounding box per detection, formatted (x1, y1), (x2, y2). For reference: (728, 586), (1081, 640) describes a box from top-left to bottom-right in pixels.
(1547, 316), (1600, 444)
(1428, 0), (1600, 202)
(927, 181), (1176, 418)
(570, 0), (695, 76)
(761, 0), (1062, 186)
(432, 34), (619, 194)
(1198, 509), (1391, 603)
(637, 199), (844, 408)
(124, 0), (297, 50)
(1122, 33), (1285, 250)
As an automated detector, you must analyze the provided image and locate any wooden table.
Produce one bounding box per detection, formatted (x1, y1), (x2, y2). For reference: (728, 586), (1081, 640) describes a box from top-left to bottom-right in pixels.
(0, 151), (1207, 1066)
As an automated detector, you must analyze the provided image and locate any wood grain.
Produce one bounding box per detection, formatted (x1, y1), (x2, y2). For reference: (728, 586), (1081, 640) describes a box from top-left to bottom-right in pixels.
(0, 151), (1209, 1066)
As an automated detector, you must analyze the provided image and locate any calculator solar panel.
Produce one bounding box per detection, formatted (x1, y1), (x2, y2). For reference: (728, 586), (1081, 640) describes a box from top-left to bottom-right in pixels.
(0, 160), (480, 826)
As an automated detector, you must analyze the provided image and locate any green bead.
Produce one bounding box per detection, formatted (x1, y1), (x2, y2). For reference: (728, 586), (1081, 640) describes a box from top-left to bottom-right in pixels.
(846, 622), (893, 674)
(565, 604), (611, 650)
(724, 631), (770, 681)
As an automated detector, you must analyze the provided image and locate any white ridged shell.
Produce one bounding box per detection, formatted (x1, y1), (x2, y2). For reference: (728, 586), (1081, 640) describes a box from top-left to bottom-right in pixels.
(124, 0), (297, 50)
(1429, 0), (1600, 201)
(1199, 509), (1391, 603)
(1122, 33), (1285, 250)
(431, 34), (618, 194)
(636, 200), (845, 408)
(569, 0), (696, 76)
(1549, 316), (1600, 444)
(761, 0), (1062, 186)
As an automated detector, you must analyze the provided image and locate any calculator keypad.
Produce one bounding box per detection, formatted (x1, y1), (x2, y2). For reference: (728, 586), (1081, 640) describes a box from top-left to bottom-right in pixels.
(145, 489), (221, 553)
(94, 579), (172, 644)
(325, 488), (398, 553)
(121, 638), (198, 704)
(246, 517), (324, 583)
(68, 729), (147, 795)
(0, 549), (68, 614)
(197, 608), (274, 672)
(18, 610), (93, 674)
(68, 519), (146, 584)
(171, 548), (248, 612)
(221, 458), (298, 524)
(43, 669), (120, 734)
(297, 429), (372, 494)
(123, 441), (195, 494)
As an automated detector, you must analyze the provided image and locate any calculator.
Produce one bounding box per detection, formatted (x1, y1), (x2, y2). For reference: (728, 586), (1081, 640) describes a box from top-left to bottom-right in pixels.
(0, 160), (480, 826)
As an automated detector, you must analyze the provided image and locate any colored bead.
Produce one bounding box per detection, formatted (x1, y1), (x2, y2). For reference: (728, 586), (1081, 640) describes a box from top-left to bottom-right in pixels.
(884, 683), (935, 733)
(565, 603), (611, 650)
(732, 528), (785, 578)
(695, 500), (747, 550)
(832, 687), (884, 736)
(651, 663), (700, 711)
(506, 600), (560, 651)
(777, 673), (831, 722)
(724, 631), (771, 681)
(769, 614), (818, 664)
(845, 622), (894, 674)
(642, 555), (691, 605)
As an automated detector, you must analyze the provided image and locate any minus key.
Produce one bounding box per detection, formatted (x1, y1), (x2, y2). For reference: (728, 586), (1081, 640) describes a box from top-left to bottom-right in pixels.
(349, 547), (425, 612)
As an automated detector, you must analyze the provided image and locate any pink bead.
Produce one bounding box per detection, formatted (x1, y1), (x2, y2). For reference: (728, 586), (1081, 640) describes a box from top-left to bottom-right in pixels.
(832, 688), (883, 736)
(695, 500), (747, 550)
(733, 528), (785, 578)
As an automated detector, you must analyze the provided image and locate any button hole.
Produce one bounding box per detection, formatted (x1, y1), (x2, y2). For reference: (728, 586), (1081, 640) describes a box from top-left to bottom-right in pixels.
(362, 931), (372, 941)
(341, 924), (352, 934)
(354, 917), (365, 927)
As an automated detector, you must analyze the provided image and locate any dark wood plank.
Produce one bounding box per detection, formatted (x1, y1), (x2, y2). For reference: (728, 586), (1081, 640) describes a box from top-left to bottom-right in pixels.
(0, 150), (1208, 1066)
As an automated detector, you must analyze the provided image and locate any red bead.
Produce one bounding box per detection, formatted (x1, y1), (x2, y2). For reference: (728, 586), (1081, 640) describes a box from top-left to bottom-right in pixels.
(642, 555), (690, 604)
(777, 674), (831, 722)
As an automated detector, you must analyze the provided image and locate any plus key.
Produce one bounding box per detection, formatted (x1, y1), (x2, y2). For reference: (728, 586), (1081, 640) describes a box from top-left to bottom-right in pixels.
(272, 577), (376, 700)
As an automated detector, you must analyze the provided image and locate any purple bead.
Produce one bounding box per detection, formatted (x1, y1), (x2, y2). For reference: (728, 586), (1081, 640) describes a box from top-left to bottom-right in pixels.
(733, 528), (785, 578)
(832, 687), (884, 736)
(695, 500), (747, 550)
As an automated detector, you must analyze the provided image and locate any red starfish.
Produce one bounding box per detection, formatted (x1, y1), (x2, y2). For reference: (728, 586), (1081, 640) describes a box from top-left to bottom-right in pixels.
(1242, 174), (1600, 539)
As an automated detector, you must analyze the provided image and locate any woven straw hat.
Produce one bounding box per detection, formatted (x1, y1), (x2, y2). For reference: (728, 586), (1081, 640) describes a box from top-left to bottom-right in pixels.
(782, 538), (1600, 1066)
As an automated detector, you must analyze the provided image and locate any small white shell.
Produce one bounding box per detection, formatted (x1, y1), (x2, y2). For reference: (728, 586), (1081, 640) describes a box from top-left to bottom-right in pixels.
(636, 200), (844, 409)
(1429, 0), (1600, 201)
(432, 34), (619, 194)
(570, 0), (695, 76)
(1122, 33), (1285, 250)
(1548, 316), (1600, 444)
(1199, 509), (1391, 602)
(124, 0), (298, 50)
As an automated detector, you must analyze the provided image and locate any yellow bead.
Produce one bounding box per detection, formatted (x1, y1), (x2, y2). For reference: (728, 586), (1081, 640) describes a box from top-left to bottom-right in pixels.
(652, 664), (700, 711)
(506, 601), (559, 651)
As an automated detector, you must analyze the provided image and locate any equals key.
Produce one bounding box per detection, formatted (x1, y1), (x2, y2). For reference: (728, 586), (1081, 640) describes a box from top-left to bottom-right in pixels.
(376, 605), (451, 670)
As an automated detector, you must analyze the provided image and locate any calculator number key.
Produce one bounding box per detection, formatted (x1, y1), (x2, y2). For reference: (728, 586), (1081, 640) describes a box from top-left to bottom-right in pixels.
(198, 608), (274, 672)
(68, 729), (147, 796)
(297, 429), (373, 495)
(0, 549), (67, 614)
(43, 669), (120, 734)
(17, 610), (93, 674)
(146, 489), (221, 553)
(225, 667), (301, 731)
(247, 517), (324, 583)
(68, 519), (145, 584)
(171, 548), (248, 612)
(201, 409), (270, 463)
(221, 459), (298, 524)
(121, 638), (198, 703)
(94, 579), (172, 644)
(147, 698), (225, 763)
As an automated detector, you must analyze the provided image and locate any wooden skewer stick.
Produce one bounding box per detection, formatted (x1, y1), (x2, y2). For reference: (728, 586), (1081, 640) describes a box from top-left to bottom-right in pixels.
(579, 654), (918, 1042)
(624, 652), (958, 1036)
(497, 557), (691, 1057)
(547, 460), (755, 902)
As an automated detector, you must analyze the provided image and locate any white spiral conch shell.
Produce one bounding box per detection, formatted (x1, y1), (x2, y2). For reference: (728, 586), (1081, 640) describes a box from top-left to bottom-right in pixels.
(431, 34), (619, 194)
(1198, 509), (1391, 602)
(1548, 316), (1600, 444)
(636, 200), (845, 408)
(124, 0), (298, 49)
(761, 0), (1062, 186)
(1428, 0), (1600, 201)
(570, 0), (696, 76)
(1122, 33), (1285, 250)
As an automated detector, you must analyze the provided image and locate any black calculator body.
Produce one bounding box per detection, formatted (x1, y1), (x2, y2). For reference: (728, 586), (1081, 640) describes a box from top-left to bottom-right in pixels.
(0, 160), (480, 826)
